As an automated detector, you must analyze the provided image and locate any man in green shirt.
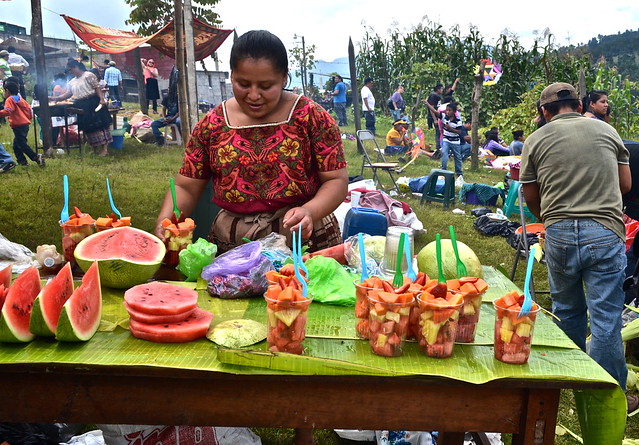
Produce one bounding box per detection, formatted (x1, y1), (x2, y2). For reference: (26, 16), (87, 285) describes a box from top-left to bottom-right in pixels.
(521, 82), (634, 409)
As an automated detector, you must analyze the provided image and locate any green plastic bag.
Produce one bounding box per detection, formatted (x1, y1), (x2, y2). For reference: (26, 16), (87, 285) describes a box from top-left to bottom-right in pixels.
(177, 238), (217, 281)
(306, 255), (357, 306)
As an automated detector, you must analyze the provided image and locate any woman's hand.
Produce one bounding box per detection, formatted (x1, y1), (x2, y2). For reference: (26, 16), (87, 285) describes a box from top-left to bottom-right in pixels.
(99, 97), (108, 107)
(283, 206), (313, 239)
(154, 223), (166, 242)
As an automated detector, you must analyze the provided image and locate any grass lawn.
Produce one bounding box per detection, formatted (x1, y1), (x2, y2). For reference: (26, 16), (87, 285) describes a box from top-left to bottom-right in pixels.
(0, 108), (637, 443)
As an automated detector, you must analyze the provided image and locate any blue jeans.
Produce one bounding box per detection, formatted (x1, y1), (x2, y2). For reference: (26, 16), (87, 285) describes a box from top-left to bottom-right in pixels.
(460, 143), (471, 160)
(385, 145), (408, 155)
(108, 85), (121, 103)
(441, 140), (462, 176)
(151, 117), (181, 138)
(544, 219), (628, 389)
(334, 102), (347, 125)
(363, 111), (375, 135)
(390, 108), (401, 121)
(0, 142), (14, 165)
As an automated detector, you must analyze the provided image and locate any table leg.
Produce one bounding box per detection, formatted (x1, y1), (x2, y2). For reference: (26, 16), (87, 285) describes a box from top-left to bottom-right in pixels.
(511, 388), (560, 445)
(438, 432), (465, 444)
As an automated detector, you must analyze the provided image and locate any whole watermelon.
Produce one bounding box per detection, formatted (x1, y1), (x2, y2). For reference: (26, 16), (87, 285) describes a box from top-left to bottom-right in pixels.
(416, 239), (483, 280)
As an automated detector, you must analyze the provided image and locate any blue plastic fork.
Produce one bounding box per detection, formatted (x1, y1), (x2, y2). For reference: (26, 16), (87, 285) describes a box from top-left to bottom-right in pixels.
(404, 234), (417, 282)
(358, 233), (369, 283)
(60, 175), (70, 223)
(292, 228), (308, 297)
(518, 246), (536, 318)
(297, 224), (308, 277)
(106, 178), (122, 219)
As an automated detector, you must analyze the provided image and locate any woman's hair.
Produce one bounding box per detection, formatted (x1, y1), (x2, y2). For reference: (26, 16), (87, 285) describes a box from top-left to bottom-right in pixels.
(67, 59), (86, 72)
(90, 68), (101, 79)
(582, 90), (608, 112)
(484, 130), (499, 142)
(230, 30), (288, 75)
(512, 130), (524, 139)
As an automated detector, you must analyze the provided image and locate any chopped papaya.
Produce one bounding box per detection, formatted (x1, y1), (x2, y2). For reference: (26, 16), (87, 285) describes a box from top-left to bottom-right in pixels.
(161, 218), (173, 228)
(460, 282), (478, 295)
(376, 291), (399, 304)
(459, 276), (479, 284)
(446, 279), (461, 290)
(474, 278), (489, 293)
(447, 292), (464, 306)
(95, 217), (112, 227)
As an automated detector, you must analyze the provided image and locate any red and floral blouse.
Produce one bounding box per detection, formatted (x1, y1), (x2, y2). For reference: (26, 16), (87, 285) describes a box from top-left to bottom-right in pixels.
(179, 95), (346, 214)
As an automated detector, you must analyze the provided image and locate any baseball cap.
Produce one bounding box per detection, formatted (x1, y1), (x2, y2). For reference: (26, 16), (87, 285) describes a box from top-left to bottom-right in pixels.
(108, 61), (116, 66)
(539, 82), (579, 107)
(0, 50), (8, 57)
(393, 119), (409, 126)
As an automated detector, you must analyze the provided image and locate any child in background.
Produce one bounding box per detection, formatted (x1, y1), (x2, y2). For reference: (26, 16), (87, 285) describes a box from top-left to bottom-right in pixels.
(0, 81), (44, 167)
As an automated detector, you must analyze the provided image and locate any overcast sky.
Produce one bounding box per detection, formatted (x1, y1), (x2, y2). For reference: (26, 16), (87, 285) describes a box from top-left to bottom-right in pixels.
(2, 0), (639, 72)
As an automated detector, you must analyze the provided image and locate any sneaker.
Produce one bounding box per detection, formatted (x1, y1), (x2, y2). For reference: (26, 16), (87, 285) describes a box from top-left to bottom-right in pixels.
(0, 162), (16, 173)
(36, 154), (46, 168)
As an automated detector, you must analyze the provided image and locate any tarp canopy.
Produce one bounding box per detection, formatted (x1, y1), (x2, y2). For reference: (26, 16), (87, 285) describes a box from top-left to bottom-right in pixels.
(61, 15), (232, 61)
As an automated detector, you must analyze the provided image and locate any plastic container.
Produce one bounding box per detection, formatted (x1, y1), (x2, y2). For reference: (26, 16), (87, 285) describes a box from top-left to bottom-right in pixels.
(451, 285), (488, 343)
(109, 135), (124, 149)
(380, 226), (414, 277)
(514, 223), (545, 235)
(342, 207), (388, 240)
(367, 292), (414, 357)
(60, 220), (95, 263)
(493, 298), (540, 364)
(163, 225), (195, 266)
(510, 166), (520, 181)
(353, 279), (381, 339)
(415, 294), (463, 358)
(265, 292), (313, 354)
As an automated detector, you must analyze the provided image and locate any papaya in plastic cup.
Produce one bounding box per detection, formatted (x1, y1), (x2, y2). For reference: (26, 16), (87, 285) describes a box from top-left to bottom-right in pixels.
(353, 279), (376, 339)
(450, 278), (488, 343)
(415, 294), (463, 358)
(264, 288), (313, 355)
(493, 298), (540, 364)
(163, 222), (195, 267)
(60, 220), (95, 262)
(367, 291), (414, 357)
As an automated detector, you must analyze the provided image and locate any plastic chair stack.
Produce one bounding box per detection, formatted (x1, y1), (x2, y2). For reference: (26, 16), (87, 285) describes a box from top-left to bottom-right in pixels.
(420, 169), (456, 208)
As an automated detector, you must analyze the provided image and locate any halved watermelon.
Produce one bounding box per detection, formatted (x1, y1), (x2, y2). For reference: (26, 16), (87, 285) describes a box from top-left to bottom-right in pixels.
(0, 266), (41, 342)
(124, 282), (198, 316)
(0, 263), (11, 289)
(56, 262), (102, 342)
(74, 227), (165, 288)
(129, 308), (214, 343)
(30, 263), (75, 337)
(124, 301), (196, 324)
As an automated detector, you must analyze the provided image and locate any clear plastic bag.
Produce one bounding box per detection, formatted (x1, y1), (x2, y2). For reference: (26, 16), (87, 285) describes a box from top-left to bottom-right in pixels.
(343, 234), (385, 277)
(177, 238), (217, 282)
(201, 241), (263, 280)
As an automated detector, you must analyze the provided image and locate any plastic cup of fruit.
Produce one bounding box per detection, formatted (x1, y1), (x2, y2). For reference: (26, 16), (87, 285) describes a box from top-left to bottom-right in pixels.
(264, 292), (313, 355)
(353, 279), (378, 340)
(60, 220), (95, 262)
(493, 298), (541, 364)
(367, 293), (414, 357)
(163, 225), (195, 266)
(450, 286), (487, 343)
(415, 295), (464, 358)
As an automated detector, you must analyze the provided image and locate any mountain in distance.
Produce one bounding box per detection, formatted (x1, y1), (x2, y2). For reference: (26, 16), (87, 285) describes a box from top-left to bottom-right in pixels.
(571, 28), (639, 80)
(289, 57), (350, 90)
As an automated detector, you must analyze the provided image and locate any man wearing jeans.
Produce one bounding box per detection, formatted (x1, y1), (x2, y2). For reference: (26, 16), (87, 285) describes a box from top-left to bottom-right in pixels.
(520, 82), (636, 411)
(360, 77), (375, 135)
(332, 75), (347, 126)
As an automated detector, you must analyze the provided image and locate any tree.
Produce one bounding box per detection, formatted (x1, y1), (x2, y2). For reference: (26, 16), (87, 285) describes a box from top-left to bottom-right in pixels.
(289, 41), (316, 96)
(124, 0), (221, 35)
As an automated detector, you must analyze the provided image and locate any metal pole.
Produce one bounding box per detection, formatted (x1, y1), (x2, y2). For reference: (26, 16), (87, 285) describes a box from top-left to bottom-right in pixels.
(174, 0), (191, 145)
(30, 0), (53, 156)
(301, 36), (306, 96)
(348, 37), (362, 153)
(183, 0), (199, 130)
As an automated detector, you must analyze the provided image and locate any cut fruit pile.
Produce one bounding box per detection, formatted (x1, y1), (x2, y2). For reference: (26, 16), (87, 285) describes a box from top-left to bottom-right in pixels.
(160, 216), (195, 266)
(62, 206), (96, 227)
(447, 277), (489, 343)
(265, 263), (307, 286)
(95, 213), (132, 231)
(61, 206), (96, 261)
(367, 288), (415, 357)
(416, 282), (465, 358)
(264, 278), (312, 354)
(0, 262), (102, 343)
(493, 291), (539, 364)
(355, 272), (428, 341)
(124, 282), (213, 343)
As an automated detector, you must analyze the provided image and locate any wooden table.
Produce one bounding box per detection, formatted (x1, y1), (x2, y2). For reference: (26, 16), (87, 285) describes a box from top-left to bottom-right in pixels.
(0, 268), (618, 445)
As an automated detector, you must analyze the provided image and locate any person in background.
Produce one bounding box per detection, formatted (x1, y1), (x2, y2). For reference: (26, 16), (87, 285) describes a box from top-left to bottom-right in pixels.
(582, 90), (608, 120)
(385, 119), (411, 155)
(151, 95), (180, 146)
(331, 74), (347, 126)
(509, 130), (525, 155)
(425, 100), (464, 182)
(0, 81), (44, 167)
(442, 77), (460, 103)
(459, 119), (472, 159)
(483, 130), (510, 156)
(389, 85), (405, 121)
(50, 73), (69, 146)
(0, 141), (17, 173)
(50, 60), (112, 157)
(104, 61), (123, 106)
(361, 77), (376, 135)
(142, 58), (160, 114)
(520, 82), (636, 413)
(6, 46), (28, 99)
(77, 54), (92, 70)
(0, 50), (11, 88)
(425, 83), (443, 149)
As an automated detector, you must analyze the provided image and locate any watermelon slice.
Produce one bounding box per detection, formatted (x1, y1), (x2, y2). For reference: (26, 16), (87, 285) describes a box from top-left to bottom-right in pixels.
(0, 263), (11, 289)
(129, 307), (214, 343)
(0, 267), (41, 342)
(56, 262), (102, 342)
(0, 284), (8, 310)
(30, 263), (75, 337)
(124, 301), (196, 324)
(124, 282), (198, 315)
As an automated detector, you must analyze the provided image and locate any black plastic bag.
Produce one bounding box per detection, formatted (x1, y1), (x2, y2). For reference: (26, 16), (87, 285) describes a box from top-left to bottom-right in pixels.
(470, 207), (492, 217)
(0, 423), (82, 445)
(507, 231), (541, 250)
(473, 215), (520, 237)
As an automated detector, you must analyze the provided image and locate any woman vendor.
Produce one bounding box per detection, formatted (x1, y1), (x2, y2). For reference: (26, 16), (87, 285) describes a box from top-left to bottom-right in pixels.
(141, 58), (160, 114)
(50, 60), (112, 156)
(155, 30), (348, 254)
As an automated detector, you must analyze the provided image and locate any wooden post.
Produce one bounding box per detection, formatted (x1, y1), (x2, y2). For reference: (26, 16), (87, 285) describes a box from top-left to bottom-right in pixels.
(30, 0), (53, 156)
(132, 47), (147, 115)
(183, 0), (199, 131)
(577, 69), (586, 100)
(470, 60), (486, 170)
(174, 0), (191, 145)
(348, 37), (362, 154)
